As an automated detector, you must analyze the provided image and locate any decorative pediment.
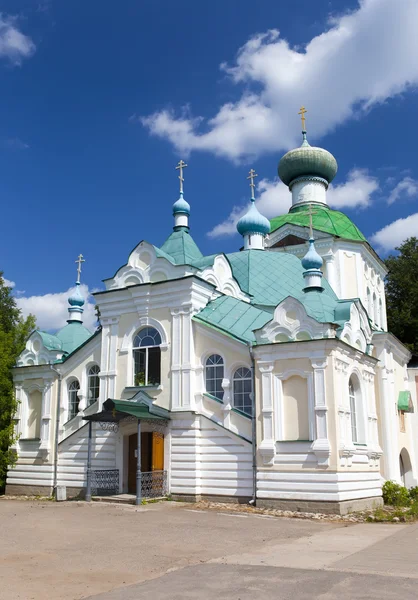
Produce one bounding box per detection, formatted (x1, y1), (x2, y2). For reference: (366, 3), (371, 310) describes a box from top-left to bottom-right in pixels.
(255, 296), (334, 344)
(16, 331), (64, 367)
(104, 241), (184, 290)
(199, 254), (249, 302)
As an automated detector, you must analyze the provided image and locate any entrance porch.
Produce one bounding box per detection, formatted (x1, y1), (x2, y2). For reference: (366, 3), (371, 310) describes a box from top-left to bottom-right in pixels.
(83, 397), (169, 505)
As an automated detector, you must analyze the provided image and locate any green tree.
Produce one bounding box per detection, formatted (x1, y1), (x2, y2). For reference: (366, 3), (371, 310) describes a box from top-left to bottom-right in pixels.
(0, 275), (35, 491)
(385, 237), (418, 355)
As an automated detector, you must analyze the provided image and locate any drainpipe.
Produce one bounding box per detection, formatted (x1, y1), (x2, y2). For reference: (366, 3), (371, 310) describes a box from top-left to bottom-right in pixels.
(248, 343), (257, 506)
(50, 364), (62, 499)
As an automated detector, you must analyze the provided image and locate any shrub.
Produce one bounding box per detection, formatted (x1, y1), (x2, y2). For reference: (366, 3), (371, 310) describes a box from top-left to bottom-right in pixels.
(409, 486), (418, 502)
(382, 480), (411, 506)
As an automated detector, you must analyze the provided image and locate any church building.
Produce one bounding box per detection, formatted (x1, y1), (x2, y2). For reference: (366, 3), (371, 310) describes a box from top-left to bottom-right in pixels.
(7, 112), (418, 514)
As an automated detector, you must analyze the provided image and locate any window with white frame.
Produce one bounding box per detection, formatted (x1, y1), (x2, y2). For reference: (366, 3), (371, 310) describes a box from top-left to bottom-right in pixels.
(205, 354), (224, 400)
(133, 327), (161, 386)
(87, 364), (100, 404)
(233, 367), (252, 416)
(349, 378), (358, 443)
(68, 380), (80, 420)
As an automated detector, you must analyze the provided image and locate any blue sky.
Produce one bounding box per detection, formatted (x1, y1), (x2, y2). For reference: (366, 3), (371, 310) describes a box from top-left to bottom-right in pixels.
(1, 0), (418, 330)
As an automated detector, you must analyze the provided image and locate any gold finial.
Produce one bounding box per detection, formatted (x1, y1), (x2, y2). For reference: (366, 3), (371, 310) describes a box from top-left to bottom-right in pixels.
(75, 254), (85, 284)
(175, 159), (188, 194)
(298, 106), (307, 131)
(247, 168), (258, 198)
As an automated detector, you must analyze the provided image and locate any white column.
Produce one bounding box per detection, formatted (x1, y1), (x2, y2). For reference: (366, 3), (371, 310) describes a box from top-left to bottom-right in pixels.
(180, 308), (193, 410)
(99, 321), (111, 408)
(323, 253), (338, 295)
(40, 382), (52, 450)
(171, 309), (182, 410)
(310, 358), (331, 467)
(377, 360), (399, 481)
(258, 362), (275, 465)
(14, 385), (23, 443)
(108, 318), (119, 399)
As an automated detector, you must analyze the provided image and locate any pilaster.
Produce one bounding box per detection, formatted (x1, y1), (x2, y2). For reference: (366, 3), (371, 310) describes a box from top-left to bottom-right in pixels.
(310, 358), (331, 467)
(258, 362), (275, 465)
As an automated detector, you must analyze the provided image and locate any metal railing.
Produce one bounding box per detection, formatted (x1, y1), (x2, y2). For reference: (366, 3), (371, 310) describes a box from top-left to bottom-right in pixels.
(91, 469), (167, 498)
(91, 469), (119, 496)
(140, 470), (167, 498)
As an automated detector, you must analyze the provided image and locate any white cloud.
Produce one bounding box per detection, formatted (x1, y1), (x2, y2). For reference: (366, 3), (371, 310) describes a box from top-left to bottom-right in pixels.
(142, 0), (418, 162)
(327, 169), (379, 209)
(387, 176), (418, 205)
(371, 213), (418, 252)
(16, 284), (97, 332)
(208, 168), (378, 238)
(3, 278), (15, 288)
(0, 14), (35, 66)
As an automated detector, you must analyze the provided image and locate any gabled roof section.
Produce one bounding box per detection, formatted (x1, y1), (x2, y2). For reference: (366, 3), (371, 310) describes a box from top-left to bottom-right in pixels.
(270, 205), (366, 242)
(226, 249), (337, 308)
(56, 322), (93, 355)
(159, 229), (203, 265)
(194, 295), (272, 343)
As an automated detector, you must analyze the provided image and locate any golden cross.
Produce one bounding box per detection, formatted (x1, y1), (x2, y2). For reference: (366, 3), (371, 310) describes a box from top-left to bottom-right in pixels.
(75, 253), (85, 284)
(306, 204), (319, 239)
(298, 106), (307, 131)
(175, 159), (188, 194)
(247, 168), (258, 198)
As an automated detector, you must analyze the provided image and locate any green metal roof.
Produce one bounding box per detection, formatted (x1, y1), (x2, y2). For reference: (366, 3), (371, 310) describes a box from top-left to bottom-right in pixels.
(398, 391), (414, 413)
(37, 331), (62, 351)
(194, 295), (272, 343)
(159, 228), (203, 265)
(56, 322), (93, 355)
(270, 205), (366, 242)
(83, 398), (168, 422)
(226, 249), (338, 311)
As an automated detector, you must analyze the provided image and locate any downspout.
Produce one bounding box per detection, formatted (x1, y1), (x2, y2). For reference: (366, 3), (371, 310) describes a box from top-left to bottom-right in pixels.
(248, 342), (257, 506)
(50, 364), (62, 499)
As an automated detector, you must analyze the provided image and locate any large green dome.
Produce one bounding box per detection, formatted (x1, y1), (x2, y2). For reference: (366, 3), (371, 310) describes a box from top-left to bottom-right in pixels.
(270, 205), (366, 243)
(278, 134), (338, 187)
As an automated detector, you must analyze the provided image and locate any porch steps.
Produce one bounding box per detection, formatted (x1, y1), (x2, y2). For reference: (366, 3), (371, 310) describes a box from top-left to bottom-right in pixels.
(92, 494), (167, 505)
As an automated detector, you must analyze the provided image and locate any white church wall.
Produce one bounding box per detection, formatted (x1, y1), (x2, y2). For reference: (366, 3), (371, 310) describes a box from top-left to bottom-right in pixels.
(194, 322), (252, 438)
(57, 423), (116, 492)
(374, 334), (416, 486)
(170, 413), (252, 499)
(254, 341), (383, 506)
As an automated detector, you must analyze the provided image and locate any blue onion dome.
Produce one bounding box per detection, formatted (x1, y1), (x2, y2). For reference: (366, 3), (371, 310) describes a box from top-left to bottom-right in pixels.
(172, 192), (190, 215)
(68, 282), (85, 307)
(302, 238), (323, 270)
(237, 200), (271, 236)
(278, 132), (338, 187)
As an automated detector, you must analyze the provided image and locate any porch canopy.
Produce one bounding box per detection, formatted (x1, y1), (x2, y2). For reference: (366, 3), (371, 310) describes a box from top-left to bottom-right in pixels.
(83, 398), (169, 505)
(83, 398), (167, 423)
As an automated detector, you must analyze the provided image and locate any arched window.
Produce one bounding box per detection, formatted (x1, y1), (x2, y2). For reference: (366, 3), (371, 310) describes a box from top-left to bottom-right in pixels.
(373, 292), (378, 325)
(349, 378), (358, 443)
(68, 380), (80, 420)
(366, 287), (371, 318)
(133, 327), (161, 386)
(379, 299), (383, 330)
(233, 367), (253, 416)
(205, 354), (224, 400)
(87, 365), (100, 405)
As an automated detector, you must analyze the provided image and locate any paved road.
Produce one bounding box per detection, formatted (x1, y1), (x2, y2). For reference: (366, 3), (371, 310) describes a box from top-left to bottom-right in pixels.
(0, 499), (417, 599)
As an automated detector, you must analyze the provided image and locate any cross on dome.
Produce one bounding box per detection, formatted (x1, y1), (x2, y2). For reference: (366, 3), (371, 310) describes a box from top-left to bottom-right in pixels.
(75, 253), (85, 284)
(298, 105), (307, 132)
(247, 168), (258, 199)
(175, 159), (188, 194)
(306, 204), (320, 239)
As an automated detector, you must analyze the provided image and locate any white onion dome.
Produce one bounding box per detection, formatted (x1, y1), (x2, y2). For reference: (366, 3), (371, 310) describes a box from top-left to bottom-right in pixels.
(237, 200), (271, 236)
(278, 132), (338, 188)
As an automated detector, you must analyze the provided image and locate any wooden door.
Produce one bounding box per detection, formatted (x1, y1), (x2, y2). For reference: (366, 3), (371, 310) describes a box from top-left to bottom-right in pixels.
(128, 432), (153, 494)
(128, 433), (137, 494)
(152, 432), (164, 471)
